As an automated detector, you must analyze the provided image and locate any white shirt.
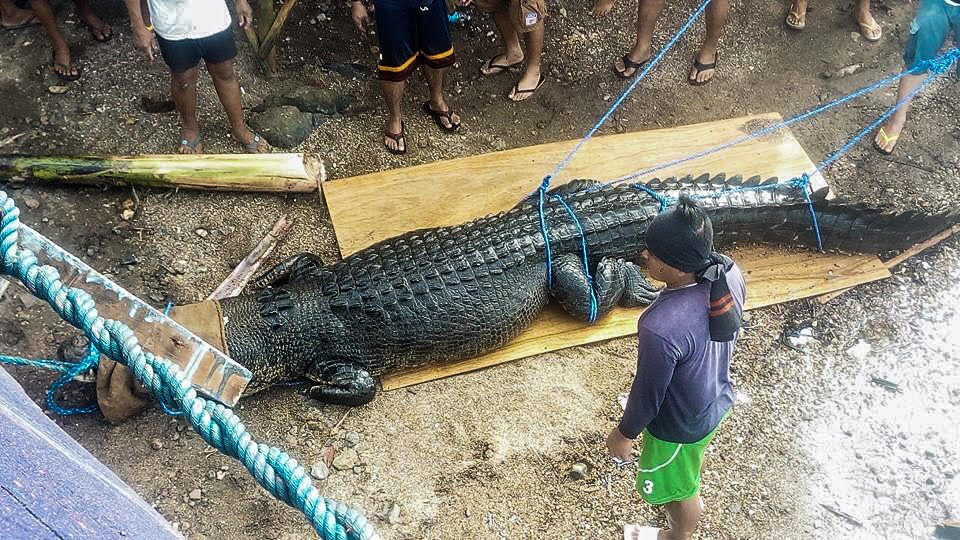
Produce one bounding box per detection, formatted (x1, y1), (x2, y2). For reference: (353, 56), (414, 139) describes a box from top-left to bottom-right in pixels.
(148, 0), (232, 41)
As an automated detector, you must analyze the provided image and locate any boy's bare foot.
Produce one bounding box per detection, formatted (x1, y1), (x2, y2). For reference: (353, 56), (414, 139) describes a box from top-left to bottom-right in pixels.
(873, 117), (903, 155)
(590, 0), (615, 16)
(785, 0), (806, 30)
(76, 6), (112, 42)
(50, 43), (80, 80)
(1, 5), (37, 29)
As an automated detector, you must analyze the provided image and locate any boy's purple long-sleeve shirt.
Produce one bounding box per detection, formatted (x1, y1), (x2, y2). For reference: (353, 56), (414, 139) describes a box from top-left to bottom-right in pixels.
(618, 263), (746, 443)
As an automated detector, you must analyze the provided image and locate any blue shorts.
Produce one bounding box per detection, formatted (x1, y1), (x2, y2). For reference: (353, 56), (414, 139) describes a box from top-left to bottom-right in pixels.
(156, 27), (237, 74)
(374, 0), (455, 82)
(904, 0), (960, 76)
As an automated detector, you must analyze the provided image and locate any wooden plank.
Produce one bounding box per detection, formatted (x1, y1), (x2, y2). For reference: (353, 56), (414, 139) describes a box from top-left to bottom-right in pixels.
(381, 248), (889, 390)
(321, 113), (889, 390)
(324, 113), (825, 256)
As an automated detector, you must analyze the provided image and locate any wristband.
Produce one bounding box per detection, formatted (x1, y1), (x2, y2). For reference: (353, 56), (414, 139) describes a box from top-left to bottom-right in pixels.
(144, 24), (154, 32)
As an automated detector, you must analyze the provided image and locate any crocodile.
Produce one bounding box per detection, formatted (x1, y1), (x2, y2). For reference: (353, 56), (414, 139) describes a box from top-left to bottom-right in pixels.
(206, 175), (954, 406)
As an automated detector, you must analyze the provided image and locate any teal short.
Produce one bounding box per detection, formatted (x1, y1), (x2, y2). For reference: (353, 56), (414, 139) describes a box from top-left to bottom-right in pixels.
(635, 415), (726, 505)
(904, 0), (960, 76)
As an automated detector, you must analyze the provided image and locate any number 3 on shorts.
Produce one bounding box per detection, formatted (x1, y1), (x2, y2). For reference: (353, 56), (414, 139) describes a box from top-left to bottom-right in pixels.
(642, 479), (654, 494)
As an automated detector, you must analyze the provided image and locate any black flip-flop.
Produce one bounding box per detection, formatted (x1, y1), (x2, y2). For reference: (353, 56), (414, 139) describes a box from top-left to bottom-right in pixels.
(480, 55), (522, 76)
(384, 121), (407, 155)
(508, 73), (546, 102)
(614, 54), (650, 80)
(688, 53), (718, 86)
(49, 54), (81, 82)
(421, 101), (460, 133)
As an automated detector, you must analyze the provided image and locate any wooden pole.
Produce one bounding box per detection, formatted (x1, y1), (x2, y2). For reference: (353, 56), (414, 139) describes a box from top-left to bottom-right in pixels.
(816, 224), (960, 304)
(208, 214), (293, 300)
(254, 0), (278, 76)
(258, 0), (301, 66)
(0, 153), (324, 193)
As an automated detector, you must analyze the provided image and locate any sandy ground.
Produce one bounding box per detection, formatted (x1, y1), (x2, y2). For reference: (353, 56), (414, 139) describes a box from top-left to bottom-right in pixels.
(1, 0), (959, 538)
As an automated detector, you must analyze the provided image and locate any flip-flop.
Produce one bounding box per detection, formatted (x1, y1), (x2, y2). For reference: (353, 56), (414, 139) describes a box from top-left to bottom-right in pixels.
(623, 525), (661, 540)
(785, 5), (805, 30)
(872, 126), (898, 155)
(421, 101), (460, 132)
(49, 53), (81, 82)
(86, 22), (113, 43)
(1, 15), (39, 31)
(688, 53), (718, 86)
(384, 121), (406, 155)
(857, 19), (882, 42)
(613, 54), (650, 79)
(507, 73), (545, 102)
(178, 135), (203, 154)
(238, 133), (270, 153)
(480, 55), (522, 76)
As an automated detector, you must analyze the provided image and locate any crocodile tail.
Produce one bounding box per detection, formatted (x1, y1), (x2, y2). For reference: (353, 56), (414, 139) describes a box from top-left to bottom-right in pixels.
(707, 196), (959, 253)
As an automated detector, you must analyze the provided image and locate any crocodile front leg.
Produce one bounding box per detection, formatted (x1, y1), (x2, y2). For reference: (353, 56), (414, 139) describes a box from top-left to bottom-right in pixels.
(304, 361), (377, 407)
(550, 253), (660, 322)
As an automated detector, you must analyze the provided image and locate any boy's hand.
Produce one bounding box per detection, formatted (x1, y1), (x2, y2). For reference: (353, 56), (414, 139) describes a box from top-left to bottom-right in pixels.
(132, 26), (157, 62)
(606, 427), (634, 461)
(235, 0), (253, 27)
(351, 1), (370, 32)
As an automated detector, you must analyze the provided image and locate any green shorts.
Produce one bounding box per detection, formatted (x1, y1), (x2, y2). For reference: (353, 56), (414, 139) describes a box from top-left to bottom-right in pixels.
(635, 417), (726, 505)
(904, 0), (960, 77)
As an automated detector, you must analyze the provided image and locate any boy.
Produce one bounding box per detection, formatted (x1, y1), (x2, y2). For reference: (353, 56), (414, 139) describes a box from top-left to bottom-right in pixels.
(124, 0), (269, 153)
(607, 195), (745, 540)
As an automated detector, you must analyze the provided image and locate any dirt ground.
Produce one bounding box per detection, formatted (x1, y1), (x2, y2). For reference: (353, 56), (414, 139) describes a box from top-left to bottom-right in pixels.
(1, 0), (959, 538)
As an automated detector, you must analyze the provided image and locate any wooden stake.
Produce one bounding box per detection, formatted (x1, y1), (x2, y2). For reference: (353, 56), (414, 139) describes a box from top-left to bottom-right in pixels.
(207, 215), (293, 300)
(258, 0), (301, 66)
(0, 153), (324, 193)
(816, 224), (960, 304)
(254, 0), (278, 76)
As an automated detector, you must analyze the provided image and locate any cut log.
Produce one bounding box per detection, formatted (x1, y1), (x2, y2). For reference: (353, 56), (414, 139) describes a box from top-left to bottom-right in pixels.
(207, 214), (293, 300)
(0, 153), (324, 193)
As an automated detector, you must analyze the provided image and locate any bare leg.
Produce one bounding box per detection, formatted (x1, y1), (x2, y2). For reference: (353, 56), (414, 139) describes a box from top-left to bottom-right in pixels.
(380, 79), (405, 153)
(689, 0), (728, 84)
(170, 67), (202, 153)
(853, 0), (880, 41)
(206, 59), (268, 152)
(508, 24), (544, 101)
(28, 0), (76, 78)
(873, 73), (925, 153)
(0, 0), (36, 27)
(591, 0), (615, 17)
(423, 66), (460, 128)
(72, 0), (110, 41)
(659, 495), (702, 540)
(613, 0), (663, 77)
(480, 9), (523, 74)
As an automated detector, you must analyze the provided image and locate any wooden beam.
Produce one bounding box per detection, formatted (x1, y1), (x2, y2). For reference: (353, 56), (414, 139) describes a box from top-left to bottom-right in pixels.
(258, 0), (300, 64)
(816, 224), (960, 304)
(0, 153), (324, 193)
(207, 214), (293, 300)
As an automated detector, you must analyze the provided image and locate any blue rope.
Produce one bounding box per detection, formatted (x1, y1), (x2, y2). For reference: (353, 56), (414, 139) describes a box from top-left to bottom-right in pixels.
(537, 181), (554, 286)
(551, 194), (598, 323)
(0, 191), (376, 540)
(542, 0), (714, 187)
(604, 47), (960, 188)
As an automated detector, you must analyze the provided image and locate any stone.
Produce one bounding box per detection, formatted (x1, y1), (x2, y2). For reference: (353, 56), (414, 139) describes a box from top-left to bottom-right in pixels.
(343, 431), (360, 448)
(216, 470), (227, 480)
(249, 106), (315, 149)
(150, 439), (163, 450)
(569, 462), (588, 480)
(332, 448), (359, 471)
(387, 502), (401, 524)
(188, 488), (202, 500)
(23, 197), (40, 209)
(195, 228), (209, 238)
(281, 86), (352, 115)
(310, 461), (330, 480)
(846, 340), (871, 361)
(48, 85), (69, 94)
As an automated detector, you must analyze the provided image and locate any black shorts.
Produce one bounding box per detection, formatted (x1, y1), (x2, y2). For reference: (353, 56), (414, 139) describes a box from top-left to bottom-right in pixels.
(156, 27), (237, 73)
(374, 0), (455, 82)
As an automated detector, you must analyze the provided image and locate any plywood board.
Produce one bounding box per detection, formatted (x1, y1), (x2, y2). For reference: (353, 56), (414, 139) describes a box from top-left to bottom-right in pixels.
(321, 113), (890, 390)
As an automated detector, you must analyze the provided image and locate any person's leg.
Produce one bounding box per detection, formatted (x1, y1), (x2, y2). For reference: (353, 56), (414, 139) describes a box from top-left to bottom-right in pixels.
(28, 0), (76, 78)
(873, 73), (925, 153)
(72, 0), (111, 41)
(785, 0), (807, 30)
(170, 67), (202, 153)
(689, 0), (728, 84)
(508, 24), (544, 101)
(206, 59), (268, 152)
(1, 0), (36, 28)
(380, 79), (405, 152)
(480, 7), (523, 74)
(659, 496), (703, 540)
(854, 0), (881, 41)
(423, 66), (460, 129)
(613, 0), (663, 77)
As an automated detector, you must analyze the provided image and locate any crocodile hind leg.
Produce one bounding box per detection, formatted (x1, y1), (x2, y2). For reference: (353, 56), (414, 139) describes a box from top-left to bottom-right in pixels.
(304, 361), (377, 407)
(252, 253), (330, 288)
(550, 253), (660, 322)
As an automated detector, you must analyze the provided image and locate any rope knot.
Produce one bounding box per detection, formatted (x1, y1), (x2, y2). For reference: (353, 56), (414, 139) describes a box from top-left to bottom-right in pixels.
(540, 176), (552, 192)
